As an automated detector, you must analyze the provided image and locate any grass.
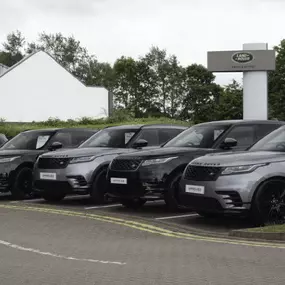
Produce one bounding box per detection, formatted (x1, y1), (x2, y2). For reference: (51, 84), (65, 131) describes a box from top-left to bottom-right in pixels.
(0, 117), (190, 137)
(245, 224), (285, 233)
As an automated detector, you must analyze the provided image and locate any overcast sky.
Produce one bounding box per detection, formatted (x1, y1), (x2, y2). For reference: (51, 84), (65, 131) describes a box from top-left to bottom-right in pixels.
(1, 0), (284, 86)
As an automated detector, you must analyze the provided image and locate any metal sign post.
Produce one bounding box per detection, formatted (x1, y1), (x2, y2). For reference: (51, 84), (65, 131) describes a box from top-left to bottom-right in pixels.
(207, 44), (276, 120)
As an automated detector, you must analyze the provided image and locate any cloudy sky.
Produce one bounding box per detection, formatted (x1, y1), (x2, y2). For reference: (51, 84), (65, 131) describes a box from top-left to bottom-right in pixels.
(1, 0), (284, 85)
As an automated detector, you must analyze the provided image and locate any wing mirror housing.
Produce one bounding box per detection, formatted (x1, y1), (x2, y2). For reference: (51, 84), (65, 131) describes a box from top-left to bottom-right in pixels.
(48, 141), (63, 151)
(132, 139), (148, 149)
(220, 137), (237, 149)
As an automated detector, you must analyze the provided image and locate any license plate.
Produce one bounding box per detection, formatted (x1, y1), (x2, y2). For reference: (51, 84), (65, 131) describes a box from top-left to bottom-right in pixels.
(185, 184), (205, 194)
(110, 177), (127, 184)
(40, 172), (57, 180)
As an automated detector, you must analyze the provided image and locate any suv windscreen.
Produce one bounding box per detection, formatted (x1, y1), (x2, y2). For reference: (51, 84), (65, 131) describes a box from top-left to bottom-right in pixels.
(1, 131), (55, 150)
(79, 129), (139, 148)
(250, 126), (285, 151)
(164, 124), (231, 148)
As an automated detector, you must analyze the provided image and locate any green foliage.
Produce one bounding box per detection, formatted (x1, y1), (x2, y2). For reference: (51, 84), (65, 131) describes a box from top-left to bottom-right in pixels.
(215, 80), (243, 120)
(0, 116), (189, 138)
(268, 39), (285, 120)
(2, 30), (285, 124)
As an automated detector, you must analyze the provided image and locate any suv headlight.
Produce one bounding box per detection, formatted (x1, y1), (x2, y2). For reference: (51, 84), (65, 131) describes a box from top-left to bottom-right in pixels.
(0, 156), (20, 163)
(69, 156), (96, 164)
(141, 157), (178, 167)
(221, 163), (267, 175)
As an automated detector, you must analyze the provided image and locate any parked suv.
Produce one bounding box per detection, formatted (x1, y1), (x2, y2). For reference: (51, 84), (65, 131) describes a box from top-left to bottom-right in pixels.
(179, 125), (285, 226)
(0, 134), (8, 147)
(33, 124), (187, 202)
(0, 128), (97, 199)
(106, 120), (285, 210)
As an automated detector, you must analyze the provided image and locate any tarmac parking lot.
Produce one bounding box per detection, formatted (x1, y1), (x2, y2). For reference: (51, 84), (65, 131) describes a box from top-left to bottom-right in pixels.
(0, 194), (255, 236)
(1, 194), (285, 285)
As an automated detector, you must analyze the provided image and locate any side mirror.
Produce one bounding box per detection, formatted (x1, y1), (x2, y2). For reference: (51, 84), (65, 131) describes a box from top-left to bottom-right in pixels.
(132, 139), (148, 149)
(48, 141), (63, 151)
(220, 137), (237, 149)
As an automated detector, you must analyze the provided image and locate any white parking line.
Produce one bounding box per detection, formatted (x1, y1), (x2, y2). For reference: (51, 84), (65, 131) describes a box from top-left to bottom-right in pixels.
(155, 213), (199, 220)
(0, 239), (126, 265)
(84, 204), (121, 210)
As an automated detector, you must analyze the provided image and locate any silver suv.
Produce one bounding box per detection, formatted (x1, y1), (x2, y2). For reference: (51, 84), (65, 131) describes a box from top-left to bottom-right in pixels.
(179, 125), (285, 226)
(33, 124), (186, 202)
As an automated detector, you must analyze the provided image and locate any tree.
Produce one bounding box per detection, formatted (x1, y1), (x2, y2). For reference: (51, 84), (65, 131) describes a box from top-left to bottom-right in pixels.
(141, 47), (185, 117)
(77, 59), (115, 90)
(26, 32), (92, 81)
(216, 80), (243, 120)
(112, 56), (157, 117)
(268, 39), (285, 120)
(179, 64), (222, 123)
(0, 30), (25, 66)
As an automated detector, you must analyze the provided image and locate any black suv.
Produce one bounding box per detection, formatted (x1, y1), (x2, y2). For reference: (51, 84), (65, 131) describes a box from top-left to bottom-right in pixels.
(106, 120), (285, 210)
(0, 128), (98, 199)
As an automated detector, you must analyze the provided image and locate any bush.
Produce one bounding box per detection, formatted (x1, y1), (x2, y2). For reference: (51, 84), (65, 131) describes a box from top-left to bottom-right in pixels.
(0, 116), (190, 137)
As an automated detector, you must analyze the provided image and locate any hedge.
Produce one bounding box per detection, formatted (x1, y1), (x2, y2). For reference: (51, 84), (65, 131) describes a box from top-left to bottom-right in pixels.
(0, 117), (190, 137)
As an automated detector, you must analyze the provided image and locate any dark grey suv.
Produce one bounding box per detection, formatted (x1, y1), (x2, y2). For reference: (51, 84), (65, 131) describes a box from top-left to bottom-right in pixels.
(0, 128), (98, 199)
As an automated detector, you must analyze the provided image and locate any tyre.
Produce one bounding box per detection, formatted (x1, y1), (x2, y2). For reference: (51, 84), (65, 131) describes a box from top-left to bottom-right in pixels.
(197, 211), (224, 218)
(164, 172), (183, 211)
(250, 178), (285, 226)
(42, 192), (66, 202)
(10, 167), (33, 200)
(120, 199), (146, 209)
(90, 168), (109, 204)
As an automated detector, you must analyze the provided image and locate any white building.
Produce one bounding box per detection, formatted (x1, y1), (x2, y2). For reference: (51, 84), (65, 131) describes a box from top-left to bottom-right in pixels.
(0, 51), (113, 122)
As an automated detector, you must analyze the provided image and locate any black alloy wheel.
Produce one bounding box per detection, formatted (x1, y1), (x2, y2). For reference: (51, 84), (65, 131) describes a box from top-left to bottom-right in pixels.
(251, 179), (285, 226)
(11, 167), (33, 200)
(164, 172), (183, 211)
(90, 168), (109, 204)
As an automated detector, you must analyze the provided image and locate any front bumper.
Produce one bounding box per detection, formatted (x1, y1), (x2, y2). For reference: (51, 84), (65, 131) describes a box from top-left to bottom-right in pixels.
(33, 163), (94, 195)
(107, 165), (169, 200)
(179, 172), (261, 214)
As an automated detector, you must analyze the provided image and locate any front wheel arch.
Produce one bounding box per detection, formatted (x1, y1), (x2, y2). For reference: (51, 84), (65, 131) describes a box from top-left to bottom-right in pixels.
(164, 164), (188, 211)
(89, 164), (110, 203)
(250, 176), (285, 205)
(165, 164), (188, 187)
(10, 164), (34, 199)
(250, 176), (285, 226)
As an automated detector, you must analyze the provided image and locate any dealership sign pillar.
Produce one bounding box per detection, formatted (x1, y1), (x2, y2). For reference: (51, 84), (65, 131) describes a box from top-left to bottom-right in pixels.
(207, 44), (276, 120)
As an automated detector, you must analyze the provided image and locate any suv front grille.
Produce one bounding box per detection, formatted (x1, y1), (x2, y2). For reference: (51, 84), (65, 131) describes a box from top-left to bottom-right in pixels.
(37, 157), (70, 169)
(110, 159), (142, 171)
(184, 165), (222, 181)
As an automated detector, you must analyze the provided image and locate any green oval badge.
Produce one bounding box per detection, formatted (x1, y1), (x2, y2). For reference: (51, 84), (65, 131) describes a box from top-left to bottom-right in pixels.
(232, 52), (254, 64)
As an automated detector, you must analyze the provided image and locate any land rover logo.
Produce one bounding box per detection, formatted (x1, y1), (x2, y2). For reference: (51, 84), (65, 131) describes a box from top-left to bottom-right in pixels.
(231, 52), (254, 64)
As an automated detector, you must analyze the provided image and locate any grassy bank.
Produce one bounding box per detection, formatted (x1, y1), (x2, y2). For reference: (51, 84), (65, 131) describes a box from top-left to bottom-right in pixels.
(0, 117), (190, 137)
(245, 224), (285, 233)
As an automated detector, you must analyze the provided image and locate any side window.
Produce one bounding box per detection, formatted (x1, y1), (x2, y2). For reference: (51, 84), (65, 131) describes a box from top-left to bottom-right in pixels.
(225, 125), (256, 148)
(71, 132), (93, 147)
(49, 132), (73, 148)
(135, 129), (159, 146)
(255, 124), (281, 141)
(158, 129), (182, 145)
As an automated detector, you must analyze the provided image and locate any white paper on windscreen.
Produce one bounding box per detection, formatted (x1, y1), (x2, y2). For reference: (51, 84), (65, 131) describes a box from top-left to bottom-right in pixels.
(125, 132), (135, 144)
(36, 136), (50, 149)
(214, 130), (224, 140)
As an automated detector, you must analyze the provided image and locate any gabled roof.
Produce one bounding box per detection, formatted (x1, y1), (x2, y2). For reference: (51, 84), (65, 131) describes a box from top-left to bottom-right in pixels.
(0, 50), (106, 89)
